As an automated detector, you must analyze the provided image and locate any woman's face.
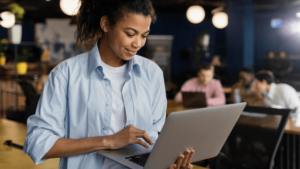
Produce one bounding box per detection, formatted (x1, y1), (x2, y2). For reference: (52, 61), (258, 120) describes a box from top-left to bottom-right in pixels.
(106, 13), (151, 61)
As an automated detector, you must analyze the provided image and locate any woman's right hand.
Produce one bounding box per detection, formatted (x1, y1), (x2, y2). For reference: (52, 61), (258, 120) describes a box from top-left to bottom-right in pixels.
(106, 125), (154, 150)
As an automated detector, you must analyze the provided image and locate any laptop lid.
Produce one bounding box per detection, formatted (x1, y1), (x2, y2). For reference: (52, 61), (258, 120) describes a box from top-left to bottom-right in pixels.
(144, 103), (246, 169)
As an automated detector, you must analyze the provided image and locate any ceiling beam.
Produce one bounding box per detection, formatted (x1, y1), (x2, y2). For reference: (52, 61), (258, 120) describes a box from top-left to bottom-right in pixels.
(188, 0), (225, 7)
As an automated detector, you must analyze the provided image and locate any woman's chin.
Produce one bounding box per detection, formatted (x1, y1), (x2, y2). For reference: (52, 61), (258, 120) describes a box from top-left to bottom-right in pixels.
(122, 55), (135, 61)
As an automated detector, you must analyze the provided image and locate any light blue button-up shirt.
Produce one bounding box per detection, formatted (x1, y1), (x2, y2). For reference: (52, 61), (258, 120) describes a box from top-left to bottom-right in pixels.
(24, 41), (167, 169)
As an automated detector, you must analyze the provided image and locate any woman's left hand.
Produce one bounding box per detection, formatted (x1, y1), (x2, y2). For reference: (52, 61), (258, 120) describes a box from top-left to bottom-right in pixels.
(169, 149), (195, 169)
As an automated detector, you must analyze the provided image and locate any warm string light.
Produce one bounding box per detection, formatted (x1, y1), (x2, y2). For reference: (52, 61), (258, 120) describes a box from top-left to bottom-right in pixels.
(186, 5), (228, 29)
(60, 0), (81, 16)
(0, 11), (15, 28)
(212, 12), (228, 29)
(186, 5), (205, 24)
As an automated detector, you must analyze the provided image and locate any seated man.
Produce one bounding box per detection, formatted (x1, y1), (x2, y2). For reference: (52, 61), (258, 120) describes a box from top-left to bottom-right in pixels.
(174, 63), (225, 106)
(255, 71), (300, 122)
(230, 67), (264, 106)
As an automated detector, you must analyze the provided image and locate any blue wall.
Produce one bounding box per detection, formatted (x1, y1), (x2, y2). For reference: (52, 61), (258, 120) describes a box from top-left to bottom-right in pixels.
(226, 0), (255, 72)
(255, 5), (300, 71)
(226, 1), (245, 72)
(149, 13), (225, 75)
(0, 25), (8, 39)
(0, 19), (34, 41)
(243, 1), (254, 67)
(226, 2), (300, 73)
(0, 19), (35, 60)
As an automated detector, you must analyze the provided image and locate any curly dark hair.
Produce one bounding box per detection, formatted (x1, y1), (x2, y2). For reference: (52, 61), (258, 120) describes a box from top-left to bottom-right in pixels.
(74, 0), (156, 49)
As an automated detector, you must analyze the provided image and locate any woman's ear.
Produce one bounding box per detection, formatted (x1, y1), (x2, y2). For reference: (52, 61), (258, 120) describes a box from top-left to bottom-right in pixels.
(100, 15), (110, 33)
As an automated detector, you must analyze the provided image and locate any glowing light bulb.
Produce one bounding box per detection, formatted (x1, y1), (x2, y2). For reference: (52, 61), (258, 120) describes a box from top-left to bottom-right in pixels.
(60, 0), (81, 16)
(0, 11), (15, 28)
(212, 12), (228, 29)
(186, 5), (205, 24)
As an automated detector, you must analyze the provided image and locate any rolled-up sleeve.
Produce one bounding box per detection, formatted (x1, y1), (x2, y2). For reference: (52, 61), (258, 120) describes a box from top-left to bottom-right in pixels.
(149, 68), (167, 141)
(23, 67), (68, 164)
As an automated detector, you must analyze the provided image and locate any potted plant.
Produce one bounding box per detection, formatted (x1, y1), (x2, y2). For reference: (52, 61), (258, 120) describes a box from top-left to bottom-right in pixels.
(17, 48), (32, 74)
(7, 3), (25, 44)
(0, 38), (9, 65)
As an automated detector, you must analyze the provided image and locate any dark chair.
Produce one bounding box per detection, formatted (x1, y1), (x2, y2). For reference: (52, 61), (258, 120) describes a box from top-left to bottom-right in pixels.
(19, 80), (40, 124)
(7, 80), (40, 124)
(210, 106), (290, 169)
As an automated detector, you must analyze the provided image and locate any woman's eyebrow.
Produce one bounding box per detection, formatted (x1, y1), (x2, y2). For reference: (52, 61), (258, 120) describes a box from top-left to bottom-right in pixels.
(125, 27), (150, 34)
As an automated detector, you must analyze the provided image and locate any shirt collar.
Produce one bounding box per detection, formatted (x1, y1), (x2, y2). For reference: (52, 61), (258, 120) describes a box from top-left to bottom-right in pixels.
(267, 83), (277, 99)
(88, 40), (141, 78)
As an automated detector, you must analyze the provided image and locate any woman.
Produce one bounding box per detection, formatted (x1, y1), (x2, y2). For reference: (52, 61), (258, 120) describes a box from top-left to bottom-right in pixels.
(24, 0), (194, 168)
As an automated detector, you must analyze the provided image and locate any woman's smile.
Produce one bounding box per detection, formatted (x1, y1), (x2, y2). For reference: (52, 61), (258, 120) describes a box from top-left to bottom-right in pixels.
(125, 48), (137, 56)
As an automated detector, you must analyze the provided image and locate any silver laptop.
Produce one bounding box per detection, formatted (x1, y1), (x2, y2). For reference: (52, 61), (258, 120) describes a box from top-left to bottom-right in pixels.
(98, 103), (246, 169)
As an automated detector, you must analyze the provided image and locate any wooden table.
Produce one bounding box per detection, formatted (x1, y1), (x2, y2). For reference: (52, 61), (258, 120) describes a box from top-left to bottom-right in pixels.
(0, 119), (207, 169)
(284, 119), (300, 135)
(222, 87), (232, 94)
(0, 119), (59, 169)
(166, 100), (300, 135)
(166, 100), (191, 116)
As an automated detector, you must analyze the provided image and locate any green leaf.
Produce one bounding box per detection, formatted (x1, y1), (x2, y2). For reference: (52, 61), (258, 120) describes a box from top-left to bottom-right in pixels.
(8, 3), (25, 21)
(18, 48), (33, 62)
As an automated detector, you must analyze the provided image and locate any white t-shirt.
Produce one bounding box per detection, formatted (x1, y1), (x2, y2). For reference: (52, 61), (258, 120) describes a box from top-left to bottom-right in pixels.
(102, 61), (129, 169)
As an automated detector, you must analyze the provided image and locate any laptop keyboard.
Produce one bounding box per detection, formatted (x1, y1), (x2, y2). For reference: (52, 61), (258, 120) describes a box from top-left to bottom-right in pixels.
(125, 153), (150, 167)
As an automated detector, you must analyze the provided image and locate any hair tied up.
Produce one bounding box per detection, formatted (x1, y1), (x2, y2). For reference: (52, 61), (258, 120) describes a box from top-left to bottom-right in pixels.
(74, 0), (156, 50)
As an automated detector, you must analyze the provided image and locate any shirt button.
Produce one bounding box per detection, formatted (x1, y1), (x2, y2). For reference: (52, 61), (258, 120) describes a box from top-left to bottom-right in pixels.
(105, 82), (109, 86)
(106, 103), (109, 107)
(103, 127), (106, 130)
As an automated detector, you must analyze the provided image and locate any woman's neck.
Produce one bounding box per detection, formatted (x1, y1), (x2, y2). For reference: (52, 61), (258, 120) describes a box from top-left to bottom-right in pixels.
(98, 37), (126, 67)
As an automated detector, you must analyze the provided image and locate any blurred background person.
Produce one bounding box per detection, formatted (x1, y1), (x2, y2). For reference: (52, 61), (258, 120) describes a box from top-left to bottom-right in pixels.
(175, 63), (225, 106)
(230, 67), (264, 106)
(255, 71), (300, 123)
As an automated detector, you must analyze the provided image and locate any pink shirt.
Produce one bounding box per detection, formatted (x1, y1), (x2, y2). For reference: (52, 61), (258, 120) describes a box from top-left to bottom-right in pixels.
(174, 78), (225, 106)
